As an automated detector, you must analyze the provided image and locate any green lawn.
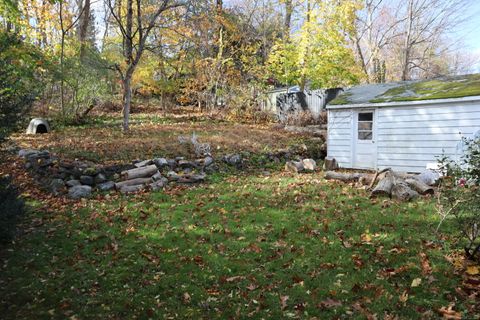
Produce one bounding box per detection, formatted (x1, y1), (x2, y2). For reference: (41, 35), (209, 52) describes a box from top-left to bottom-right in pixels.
(0, 169), (469, 319)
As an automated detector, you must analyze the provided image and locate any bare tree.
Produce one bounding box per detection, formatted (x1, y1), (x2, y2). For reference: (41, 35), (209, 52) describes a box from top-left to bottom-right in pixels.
(106, 0), (185, 131)
(354, 0), (470, 82)
(399, 0), (469, 80)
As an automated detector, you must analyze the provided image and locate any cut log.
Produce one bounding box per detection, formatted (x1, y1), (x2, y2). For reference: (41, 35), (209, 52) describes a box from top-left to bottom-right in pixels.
(371, 175), (394, 197)
(121, 165), (158, 180)
(368, 168), (391, 190)
(416, 170), (440, 186)
(323, 157), (338, 171)
(134, 159), (153, 168)
(325, 171), (364, 182)
(115, 177), (152, 190)
(405, 178), (434, 195)
(391, 181), (419, 201)
(120, 184), (147, 194)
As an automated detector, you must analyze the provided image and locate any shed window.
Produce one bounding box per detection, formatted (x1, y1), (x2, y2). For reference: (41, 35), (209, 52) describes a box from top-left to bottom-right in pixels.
(358, 112), (373, 140)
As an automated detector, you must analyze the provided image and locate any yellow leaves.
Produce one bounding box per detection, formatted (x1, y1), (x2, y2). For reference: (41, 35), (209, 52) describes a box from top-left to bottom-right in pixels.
(361, 233), (372, 243)
(465, 265), (480, 276)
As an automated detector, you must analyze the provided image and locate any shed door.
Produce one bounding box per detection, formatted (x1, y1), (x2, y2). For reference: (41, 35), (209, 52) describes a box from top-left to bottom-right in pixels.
(353, 110), (376, 169)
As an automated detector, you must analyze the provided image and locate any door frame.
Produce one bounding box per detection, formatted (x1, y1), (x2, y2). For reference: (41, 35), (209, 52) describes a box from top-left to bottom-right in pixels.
(351, 108), (378, 169)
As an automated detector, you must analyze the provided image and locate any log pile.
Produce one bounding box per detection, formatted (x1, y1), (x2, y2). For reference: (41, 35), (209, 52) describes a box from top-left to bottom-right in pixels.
(325, 168), (439, 201)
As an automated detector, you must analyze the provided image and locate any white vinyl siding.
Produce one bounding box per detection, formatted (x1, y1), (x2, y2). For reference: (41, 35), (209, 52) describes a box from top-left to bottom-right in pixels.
(376, 100), (480, 172)
(327, 110), (353, 167)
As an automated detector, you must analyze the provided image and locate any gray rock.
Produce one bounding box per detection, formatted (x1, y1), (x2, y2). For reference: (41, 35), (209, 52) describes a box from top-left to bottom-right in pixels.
(80, 175), (94, 186)
(166, 171), (180, 181)
(94, 173), (107, 184)
(204, 163), (219, 174)
(177, 173), (206, 184)
(18, 149), (39, 158)
(66, 179), (81, 187)
(150, 179), (167, 191)
(154, 158), (169, 169)
(223, 154), (242, 166)
(97, 181), (115, 191)
(285, 161), (304, 173)
(152, 171), (163, 181)
(302, 159), (317, 171)
(182, 167), (193, 174)
(83, 167), (98, 176)
(68, 185), (92, 199)
(204, 156), (214, 167)
(50, 179), (65, 195)
(167, 159), (177, 168)
(178, 160), (197, 169)
(175, 156), (185, 161)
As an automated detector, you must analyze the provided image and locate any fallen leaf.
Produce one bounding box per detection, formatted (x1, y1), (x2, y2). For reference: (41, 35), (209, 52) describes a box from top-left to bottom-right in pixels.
(419, 252), (432, 275)
(318, 298), (342, 309)
(280, 295), (289, 310)
(183, 292), (191, 304)
(438, 304), (462, 319)
(225, 275), (245, 283)
(411, 278), (422, 287)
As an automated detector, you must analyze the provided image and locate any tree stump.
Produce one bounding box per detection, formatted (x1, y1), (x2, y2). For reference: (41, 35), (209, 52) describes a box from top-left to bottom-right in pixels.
(324, 157), (338, 171)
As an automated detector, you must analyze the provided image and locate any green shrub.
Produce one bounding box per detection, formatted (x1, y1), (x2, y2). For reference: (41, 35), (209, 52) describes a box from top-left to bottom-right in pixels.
(0, 30), (46, 142)
(437, 137), (480, 259)
(0, 175), (25, 243)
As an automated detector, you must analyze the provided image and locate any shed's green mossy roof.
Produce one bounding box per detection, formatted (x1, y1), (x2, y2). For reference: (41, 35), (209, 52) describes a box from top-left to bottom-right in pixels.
(330, 73), (480, 105)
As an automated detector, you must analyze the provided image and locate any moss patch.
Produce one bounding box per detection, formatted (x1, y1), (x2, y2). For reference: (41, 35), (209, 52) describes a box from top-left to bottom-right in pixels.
(331, 74), (480, 105)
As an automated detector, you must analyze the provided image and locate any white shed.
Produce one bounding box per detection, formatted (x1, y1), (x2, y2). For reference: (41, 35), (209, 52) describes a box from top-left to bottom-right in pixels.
(326, 74), (480, 173)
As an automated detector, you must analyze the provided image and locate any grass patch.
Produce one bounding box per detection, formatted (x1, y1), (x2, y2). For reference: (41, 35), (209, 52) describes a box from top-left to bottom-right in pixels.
(0, 171), (469, 319)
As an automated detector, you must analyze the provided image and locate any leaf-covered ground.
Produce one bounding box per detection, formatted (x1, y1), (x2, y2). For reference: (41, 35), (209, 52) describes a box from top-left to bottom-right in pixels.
(10, 112), (313, 163)
(1, 113), (478, 319)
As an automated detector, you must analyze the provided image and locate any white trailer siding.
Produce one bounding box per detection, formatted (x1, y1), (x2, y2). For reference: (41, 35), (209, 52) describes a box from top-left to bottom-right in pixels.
(376, 100), (480, 172)
(327, 96), (480, 173)
(327, 109), (353, 167)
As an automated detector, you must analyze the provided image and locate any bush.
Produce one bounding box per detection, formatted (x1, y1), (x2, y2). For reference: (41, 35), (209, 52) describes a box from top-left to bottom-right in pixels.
(0, 175), (25, 243)
(437, 137), (480, 259)
(0, 31), (46, 142)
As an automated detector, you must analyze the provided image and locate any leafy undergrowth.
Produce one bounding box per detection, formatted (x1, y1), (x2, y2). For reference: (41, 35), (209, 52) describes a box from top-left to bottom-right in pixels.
(0, 168), (477, 319)
(11, 112), (311, 163)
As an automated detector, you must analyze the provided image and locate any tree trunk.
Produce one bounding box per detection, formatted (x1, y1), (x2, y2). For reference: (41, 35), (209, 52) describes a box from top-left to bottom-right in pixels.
(401, 0), (414, 81)
(78, 0), (91, 60)
(283, 0), (292, 40)
(122, 76), (132, 131)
